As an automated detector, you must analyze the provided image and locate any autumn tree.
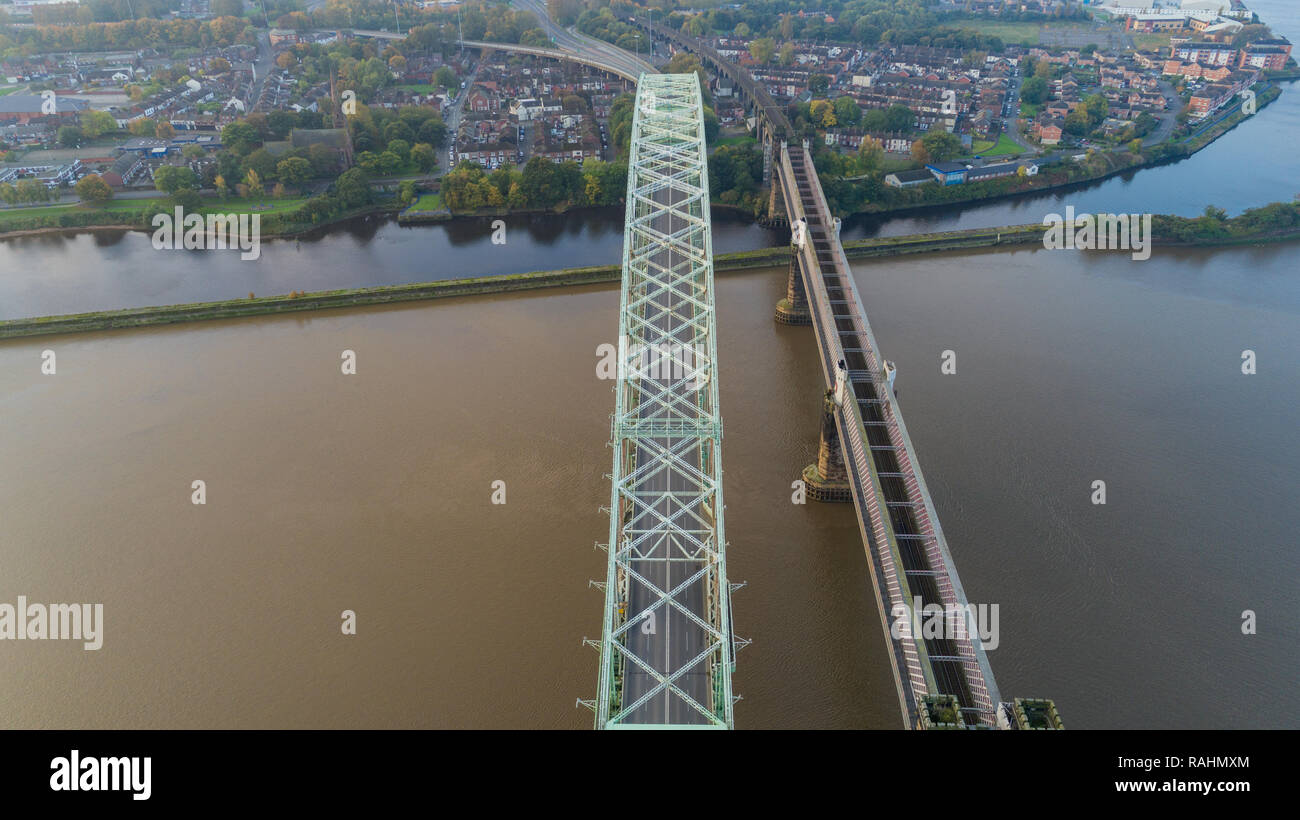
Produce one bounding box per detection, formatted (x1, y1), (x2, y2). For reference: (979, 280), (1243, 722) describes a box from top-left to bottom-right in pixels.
(75, 173), (113, 203)
(749, 38), (776, 64)
(244, 168), (265, 197)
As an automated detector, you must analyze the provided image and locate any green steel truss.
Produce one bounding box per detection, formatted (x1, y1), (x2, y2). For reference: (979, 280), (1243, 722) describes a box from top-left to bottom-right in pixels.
(590, 74), (736, 729)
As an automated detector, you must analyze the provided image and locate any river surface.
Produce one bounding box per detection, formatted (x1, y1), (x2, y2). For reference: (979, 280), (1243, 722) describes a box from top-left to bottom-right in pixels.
(0, 0), (1297, 730)
(2, 242), (1297, 729)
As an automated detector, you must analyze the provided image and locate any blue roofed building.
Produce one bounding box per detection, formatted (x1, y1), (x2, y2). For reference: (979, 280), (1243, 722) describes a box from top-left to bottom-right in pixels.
(925, 161), (968, 186)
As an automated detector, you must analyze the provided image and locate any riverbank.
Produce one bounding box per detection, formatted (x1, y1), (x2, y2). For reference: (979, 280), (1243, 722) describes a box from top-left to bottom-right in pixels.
(839, 83), (1286, 219)
(0, 196), (402, 241)
(6, 206), (1297, 341)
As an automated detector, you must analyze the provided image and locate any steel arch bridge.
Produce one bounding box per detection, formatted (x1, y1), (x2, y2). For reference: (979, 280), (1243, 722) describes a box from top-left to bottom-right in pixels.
(585, 73), (738, 729)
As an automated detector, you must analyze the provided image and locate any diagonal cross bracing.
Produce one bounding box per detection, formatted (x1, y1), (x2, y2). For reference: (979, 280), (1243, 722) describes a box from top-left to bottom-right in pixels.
(594, 73), (734, 729)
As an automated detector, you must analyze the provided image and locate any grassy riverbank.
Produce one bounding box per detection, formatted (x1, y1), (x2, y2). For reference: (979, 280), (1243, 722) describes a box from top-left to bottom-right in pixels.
(0, 194), (401, 239)
(5, 204), (1298, 341)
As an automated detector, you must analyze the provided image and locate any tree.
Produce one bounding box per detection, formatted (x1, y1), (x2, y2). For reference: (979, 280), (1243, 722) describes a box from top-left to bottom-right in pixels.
(243, 148), (278, 182)
(778, 42), (795, 67)
(920, 130), (964, 162)
(1020, 76), (1049, 105)
(153, 165), (197, 195)
(434, 66), (457, 89)
(1083, 93), (1109, 128)
(58, 126), (83, 147)
(411, 142), (437, 173)
(883, 104), (914, 132)
(387, 138), (411, 163)
(1063, 109), (1089, 136)
(80, 109), (117, 138)
(155, 120), (175, 139)
(15, 179), (50, 204)
(834, 96), (861, 126)
(128, 118), (155, 137)
(75, 173), (112, 203)
(172, 188), (202, 212)
(221, 121), (261, 155)
(214, 174), (230, 198)
(245, 168), (264, 197)
(749, 38), (776, 64)
(417, 117), (448, 148)
(809, 74), (830, 97)
(335, 168), (371, 209)
(1128, 138), (1143, 154)
(810, 99), (837, 128)
(857, 136), (884, 174)
(208, 57), (231, 74)
(384, 120), (414, 145)
(182, 144), (206, 160)
(277, 156), (312, 187)
(267, 110), (297, 140)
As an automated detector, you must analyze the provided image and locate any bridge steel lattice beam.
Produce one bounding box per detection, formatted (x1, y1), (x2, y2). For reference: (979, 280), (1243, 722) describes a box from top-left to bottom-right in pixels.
(593, 73), (735, 730)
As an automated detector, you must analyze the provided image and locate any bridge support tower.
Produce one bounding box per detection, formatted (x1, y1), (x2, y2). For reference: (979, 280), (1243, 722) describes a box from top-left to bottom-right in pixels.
(775, 249), (812, 325)
(801, 390), (852, 503)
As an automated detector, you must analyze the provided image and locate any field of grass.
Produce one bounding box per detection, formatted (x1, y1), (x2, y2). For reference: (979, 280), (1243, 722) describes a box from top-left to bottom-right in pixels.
(0, 194), (309, 228)
(878, 155), (917, 173)
(1132, 32), (1175, 52)
(201, 195), (309, 214)
(397, 84), (438, 94)
(949, 19), (1044, 46)
(712, 134), (757, 148)
(408, 192), (443, 211)
(980, 134), (1023, 157)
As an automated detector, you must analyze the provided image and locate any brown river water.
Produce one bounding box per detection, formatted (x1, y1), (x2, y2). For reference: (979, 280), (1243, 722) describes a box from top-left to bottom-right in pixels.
(3, 241), (1297, 729)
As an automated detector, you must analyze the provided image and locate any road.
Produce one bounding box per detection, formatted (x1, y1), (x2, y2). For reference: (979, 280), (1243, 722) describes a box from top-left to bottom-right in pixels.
(438, 63), (480, 175)
(1143, 78), (1182, 147)
(619, 151), (711, 726)
(1001, 69), (1040, 154)
(512, 0), (654, 79)
(245, 28), (275, 113)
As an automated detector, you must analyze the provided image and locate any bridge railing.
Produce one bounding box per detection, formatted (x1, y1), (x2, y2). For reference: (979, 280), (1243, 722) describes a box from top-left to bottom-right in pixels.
(778, 143), (931, 723)
(780, 142), (1002, 726)
(794, 143), (1000, 725)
